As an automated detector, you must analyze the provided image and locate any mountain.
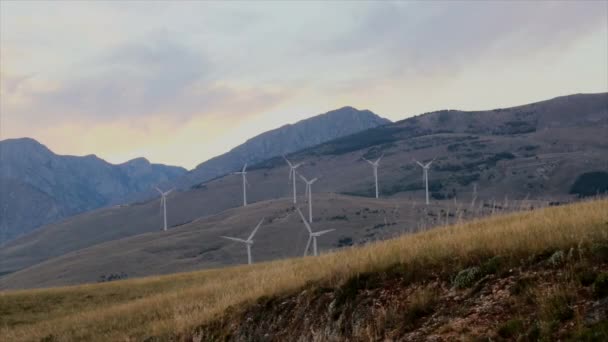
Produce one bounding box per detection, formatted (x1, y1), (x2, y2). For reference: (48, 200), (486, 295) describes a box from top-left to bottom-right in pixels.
(0, 138), (187, 242)
(174, 106), (391, 188)
(1, 93), (606, 286)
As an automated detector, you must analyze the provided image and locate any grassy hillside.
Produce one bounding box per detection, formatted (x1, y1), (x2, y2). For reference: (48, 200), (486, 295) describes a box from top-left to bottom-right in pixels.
(1, 199), (606, 341)
(0, 193), (531, 290)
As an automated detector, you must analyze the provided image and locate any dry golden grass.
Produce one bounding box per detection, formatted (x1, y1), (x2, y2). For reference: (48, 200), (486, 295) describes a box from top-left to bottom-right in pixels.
(1, 199), (607, 341)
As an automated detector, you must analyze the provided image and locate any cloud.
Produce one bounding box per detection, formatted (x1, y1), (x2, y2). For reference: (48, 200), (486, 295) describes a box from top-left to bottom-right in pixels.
(317, 1), (608, 79)
(3, 30), (290, 126)
(1, 1), (605, 167)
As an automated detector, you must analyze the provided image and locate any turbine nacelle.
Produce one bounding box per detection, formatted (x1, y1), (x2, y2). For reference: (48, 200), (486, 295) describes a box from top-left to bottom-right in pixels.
(362, 153), (384, 167)
(296, 208), (334, 256)
(220, 217), (264, 264)
(414, 158), (435, 169)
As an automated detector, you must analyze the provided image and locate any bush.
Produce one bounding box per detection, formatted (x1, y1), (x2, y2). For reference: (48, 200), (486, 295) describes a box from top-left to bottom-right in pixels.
(541, 289), (575, 322)
(577, 268), (598, 287)
(481, 255), (504, 275)
(548, 250), (565, 267)
(336, 237), (353, 247)
(453, 267), (481, 289)
(593, 273), (608, 299)
(591, 243), (608, 262)
(404, 287), (438, 326)
(511, 277), (534, 296)
(571, 320), (608, 341)
(497, 319), (524, 338)
(569, 172), (608, 198)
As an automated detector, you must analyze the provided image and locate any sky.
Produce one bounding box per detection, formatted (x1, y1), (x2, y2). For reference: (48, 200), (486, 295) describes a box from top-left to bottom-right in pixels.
(1, 1), (607, 169)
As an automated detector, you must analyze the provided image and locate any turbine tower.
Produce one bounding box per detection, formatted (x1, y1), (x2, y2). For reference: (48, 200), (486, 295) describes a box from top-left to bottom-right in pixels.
(299, 174), (318, 222)
(414, 158), (435, 205)
(221, 218), (264, 265)
(283, 156), (302, 204)
(362, 153), (383, 198)
(154, 187), (174, 231)
(233, 163), (248, 207)
(296, 208), (334, 256)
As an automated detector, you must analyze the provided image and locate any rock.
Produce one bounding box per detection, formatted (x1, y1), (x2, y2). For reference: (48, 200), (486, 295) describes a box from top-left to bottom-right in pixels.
(584, 297), (608, 326)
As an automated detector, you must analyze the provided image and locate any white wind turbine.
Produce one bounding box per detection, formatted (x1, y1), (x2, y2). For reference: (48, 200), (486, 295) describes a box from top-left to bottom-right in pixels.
(233, 163), (249, 207)
(155, 187), (174, 231)
(299, 174), (318, 222)
(414, 158), (435, 205)
(221, 218), (264, 265)
(296, 208), (334, 257)
(362, 153), (384, 198)
(283, 156), (302, 204)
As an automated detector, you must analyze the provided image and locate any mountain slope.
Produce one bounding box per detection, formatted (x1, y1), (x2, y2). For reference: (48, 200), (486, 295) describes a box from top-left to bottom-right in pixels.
(174, 106), (390, 188)
(0, 199), (606, 342)
(0, 138), (187, 242)
(1, 93), (606, 282)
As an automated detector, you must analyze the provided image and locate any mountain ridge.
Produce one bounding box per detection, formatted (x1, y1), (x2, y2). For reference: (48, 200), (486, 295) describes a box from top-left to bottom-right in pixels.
(0, 138), (187, 242)
(173, 106), (391, 188)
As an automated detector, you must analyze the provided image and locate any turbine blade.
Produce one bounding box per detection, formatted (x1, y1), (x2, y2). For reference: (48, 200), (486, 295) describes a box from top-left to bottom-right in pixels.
(283, 155), (293, 167)
(376, 153), (384, 164)
(248, 218), (264, 241)
(416, 161), (424, 168)
(304, 235), (312, 256)
(299, 174), (308, 183)
(221, 236), (248, 243)
(294, 163), (302, 169)
(310, 178), (318, 184)
(154, 187), (163, 195)
(242, 163), (248, 172)
(164, 189), (174, 196)
(315, 229), (335, 236)
(296, 208), (312, 233)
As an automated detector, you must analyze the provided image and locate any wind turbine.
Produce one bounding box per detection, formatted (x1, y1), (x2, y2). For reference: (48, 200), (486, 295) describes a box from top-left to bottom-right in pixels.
(221, 218), (264, 265)
(296, 208), (334, 256)
(233, 163), (248, 207)
(155, 187), (174, 231)
(299, 174), (318, 222)
(362, 153), (383, 198)
(283, 156), (302, 204)
(414, 158), (435, 205)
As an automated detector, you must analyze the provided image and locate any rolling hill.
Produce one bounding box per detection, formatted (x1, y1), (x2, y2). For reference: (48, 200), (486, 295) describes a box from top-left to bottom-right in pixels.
(1, 92), (607, 287)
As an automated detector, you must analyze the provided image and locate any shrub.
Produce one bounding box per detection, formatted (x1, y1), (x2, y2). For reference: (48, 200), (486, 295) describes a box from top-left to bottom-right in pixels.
(548, 250), (565, 266)
(540, 288), (575, 322)
(481, 255), (503, 275)
(511, 277), (534, 296)
(453, 266), (481, 289)
(571, 320), (608, 341)
(497, 319), (524, 338)
(577, 268), (598, 287)
(591, 243), (608, 262)
(336, 237), (353, 247)
(593, 273), (608, 299)
(569, 172), (608, 198)
(405, 287), (438, 327)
